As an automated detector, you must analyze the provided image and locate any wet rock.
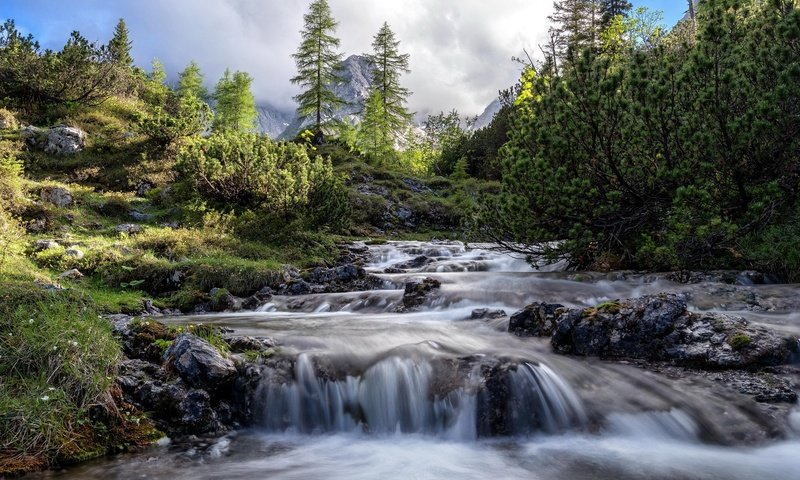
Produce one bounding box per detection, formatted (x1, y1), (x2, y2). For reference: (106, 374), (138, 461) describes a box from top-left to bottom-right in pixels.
(471, 308), (508, 320)
(399, 277), (441, 311)
(164, 334), (237, 392)
(550, 294), (793, 369)
(179, 389), (219, 434)
(40, 186), (73, 207)
(208, 288), (243, 312)
(391, 255), (434, 270)
(59, 268), (83, 280)
(44, 126), (86, 155)
(304, 265), (383, 294)
(509, 303), (566, 337)
(225, 336), (277, 354)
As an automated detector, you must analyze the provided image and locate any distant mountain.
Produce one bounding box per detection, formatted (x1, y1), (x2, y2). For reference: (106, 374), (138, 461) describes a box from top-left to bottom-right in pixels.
(256, 104), (293, 139)
(277, 54), (374, 139)
(472, 97), (502, 131)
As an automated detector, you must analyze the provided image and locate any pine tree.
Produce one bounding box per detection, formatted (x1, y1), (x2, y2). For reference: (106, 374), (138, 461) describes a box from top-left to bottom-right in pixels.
(177, 61), (208, 101)
(212, 69), (257, 133)
(599, 0), (632, 30)
(365, 22), (413, 147)
(108, 18), (132, 67)
(291, 0), (345, 139)
(549, 0), (602, 60)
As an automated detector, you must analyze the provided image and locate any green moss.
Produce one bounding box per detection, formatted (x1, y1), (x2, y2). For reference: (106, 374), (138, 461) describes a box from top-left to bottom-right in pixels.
(729, 333), (752, 351)
(596, 300), (622, 314)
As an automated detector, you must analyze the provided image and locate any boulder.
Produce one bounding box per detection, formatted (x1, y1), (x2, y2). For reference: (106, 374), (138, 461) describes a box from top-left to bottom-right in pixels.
(390, 255), (434, 271)
(65, 247), (84, 259)
(135, 181), (155, 197)
(549, 294), (793, 369)
(164, 334), (237, 391)
(40, 186), (73, 207)
(471, 308), (508, 320)
(43, 125), (86, 155)
(20, 125), (45, 146)
(400, 277), (441, 311)
(59, 268), (83, 280)
(116, 223), (143, 234)
(509, 303), (567, 337)
(130, 210), (154, 222)
(225, 336), (277, 354)
(33, 239), (60, 251)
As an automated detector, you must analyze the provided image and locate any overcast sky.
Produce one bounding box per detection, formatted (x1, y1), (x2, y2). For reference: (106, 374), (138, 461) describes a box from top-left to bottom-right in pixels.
(4, 1), (683, 117)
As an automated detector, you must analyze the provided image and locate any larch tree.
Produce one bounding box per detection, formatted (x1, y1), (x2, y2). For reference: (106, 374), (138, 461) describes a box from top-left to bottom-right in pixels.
(212, 69), (257, 133)
(108, 18), (132, 68)
(291, 0), (345, 140)
(177, 61), (208, 101)
(364, 22), (413, 146)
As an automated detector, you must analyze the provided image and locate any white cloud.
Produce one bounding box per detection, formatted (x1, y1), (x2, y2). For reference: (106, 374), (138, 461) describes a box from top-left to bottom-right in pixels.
(14, 0), (554, 115)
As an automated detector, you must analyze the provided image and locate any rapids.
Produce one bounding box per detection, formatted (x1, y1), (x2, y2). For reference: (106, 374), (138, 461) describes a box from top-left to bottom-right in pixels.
(28, 241), (800, 480)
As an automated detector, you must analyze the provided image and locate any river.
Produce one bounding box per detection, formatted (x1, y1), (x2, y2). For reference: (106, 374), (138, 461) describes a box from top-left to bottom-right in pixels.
(28, 241), (800, 480)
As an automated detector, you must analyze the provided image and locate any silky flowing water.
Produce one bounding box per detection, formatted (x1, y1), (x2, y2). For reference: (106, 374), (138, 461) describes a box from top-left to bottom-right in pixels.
(30, 241), (800, 479)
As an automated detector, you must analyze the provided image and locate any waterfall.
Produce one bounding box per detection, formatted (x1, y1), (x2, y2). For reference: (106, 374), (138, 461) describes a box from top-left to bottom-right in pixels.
(256, 353), (585, 439)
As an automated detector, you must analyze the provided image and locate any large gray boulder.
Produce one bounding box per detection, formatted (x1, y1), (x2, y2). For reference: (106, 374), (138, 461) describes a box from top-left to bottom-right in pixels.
(509, 302), (566, 337)
(164, 334), (237, 391)
(44, 125), (86, 155)
(40, 186), (73, 207)
(547, 294), (793, 369)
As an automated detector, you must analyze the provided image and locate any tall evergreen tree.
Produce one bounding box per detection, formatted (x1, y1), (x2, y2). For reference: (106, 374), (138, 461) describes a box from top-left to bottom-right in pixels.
(108, 18), (132, 67)
(177, 61), (208, 101)
(212, 69), (257, 133)
(356, 89), (393, 159)
(365, 22), (413, 144)
(549, 0), (602, 60)
(291, 0), (345, 139)
(599, 0), (632, 30)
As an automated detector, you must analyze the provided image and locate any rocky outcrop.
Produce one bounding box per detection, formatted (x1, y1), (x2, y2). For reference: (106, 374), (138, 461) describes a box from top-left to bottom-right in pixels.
(44, 126), (87, 155)
(398, 277), (442, 311)
(114, 319), (272, 436)
(509, 302), (566, 337)
(164, 334), (237, 392)
(40, 186), (73, 207)
(511, 294), (795, 371)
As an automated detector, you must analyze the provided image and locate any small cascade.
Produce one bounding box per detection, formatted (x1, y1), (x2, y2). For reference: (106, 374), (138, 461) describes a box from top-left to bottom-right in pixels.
(256, 353), (585, 439)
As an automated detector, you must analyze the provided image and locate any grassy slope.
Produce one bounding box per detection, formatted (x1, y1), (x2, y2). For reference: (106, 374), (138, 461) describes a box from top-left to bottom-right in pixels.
(0, 97), (476, 474)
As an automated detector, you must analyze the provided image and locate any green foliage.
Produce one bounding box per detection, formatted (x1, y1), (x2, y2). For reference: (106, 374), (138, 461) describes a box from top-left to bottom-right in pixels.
(729, 333), (752, 351)
(175, 132), (348, 231)
(356, 89), (395, 161)
(108, 18), (132, 68)
(0, 293), (156, 472)
(364, 22), (413, 144)
(212, 69), (257, 133)
(0, 19), (128, 111)
(177, 60), (208, 101)
(291, 0), (346, 134)
(485, 0), (800, 273)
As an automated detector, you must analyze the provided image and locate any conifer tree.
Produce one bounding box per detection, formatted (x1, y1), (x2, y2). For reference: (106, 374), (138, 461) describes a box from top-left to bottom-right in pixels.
(108, 18), (132, 67)
(356, 89), (393, 159)
(212, 69), (257, 133)
(291, 0), (345, 139)
(549, 0), (602, 60)
(177, 61), (208, 101)
(599, 0), (632, 30)
(365, 22), (413, 144)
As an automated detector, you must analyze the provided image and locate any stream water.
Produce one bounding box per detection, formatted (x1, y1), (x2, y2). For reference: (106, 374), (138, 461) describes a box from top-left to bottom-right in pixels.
(30, 241), (800, 479)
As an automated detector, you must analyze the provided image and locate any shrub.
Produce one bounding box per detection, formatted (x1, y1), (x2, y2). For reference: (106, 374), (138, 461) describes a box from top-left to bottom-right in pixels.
(0, 107), (19, 130)
(175, 132), (348, 231)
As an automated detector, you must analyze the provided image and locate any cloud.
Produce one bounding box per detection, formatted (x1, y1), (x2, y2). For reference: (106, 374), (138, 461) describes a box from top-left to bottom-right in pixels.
(12, 0), (554, 116)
